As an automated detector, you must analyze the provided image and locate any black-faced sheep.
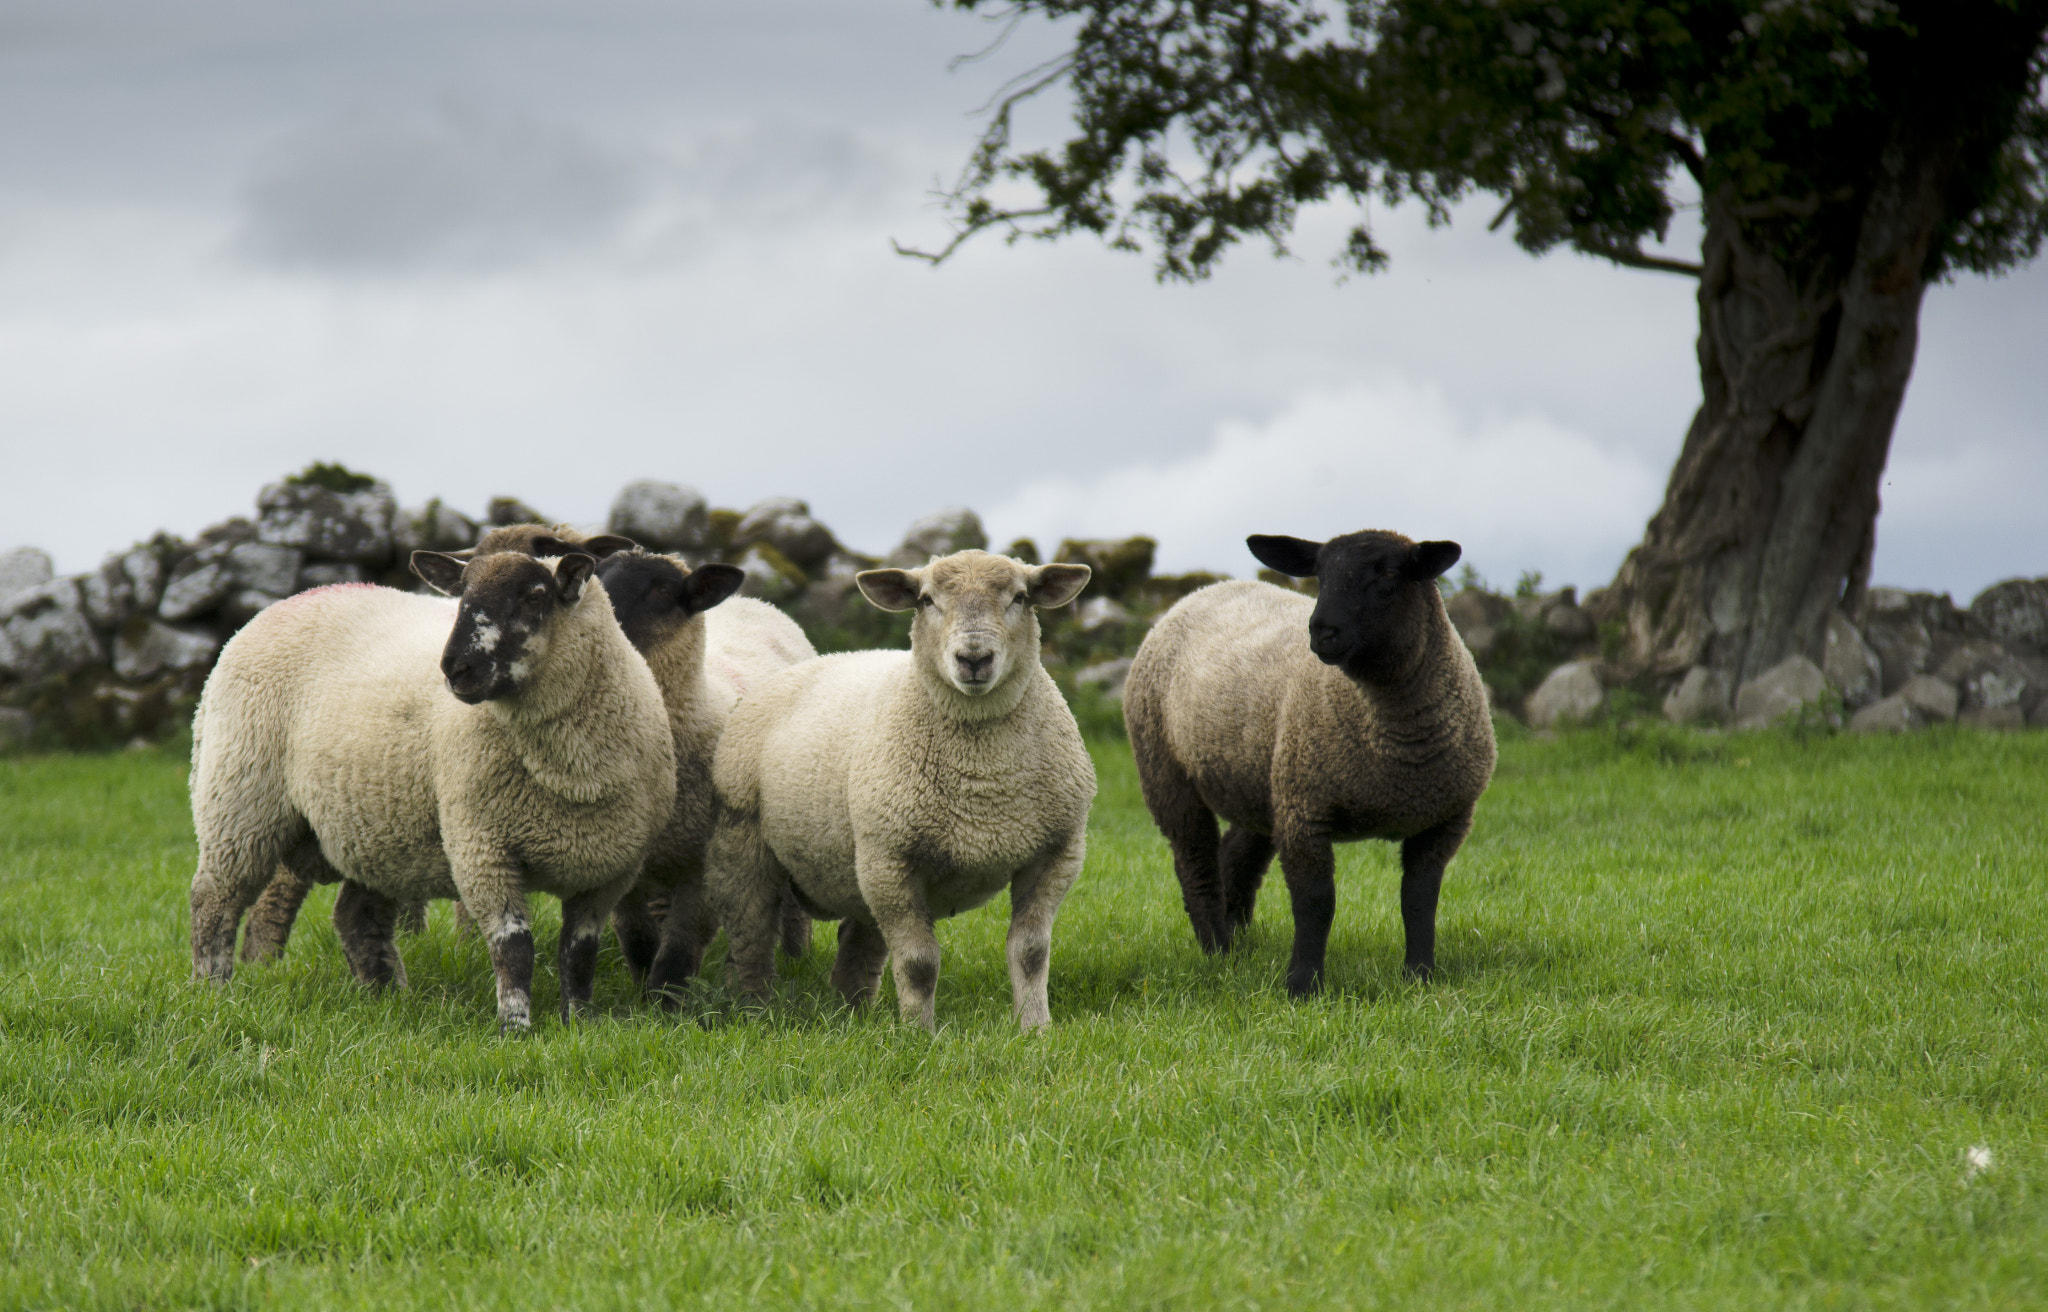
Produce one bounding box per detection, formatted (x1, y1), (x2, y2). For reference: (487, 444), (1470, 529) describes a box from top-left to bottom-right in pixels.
(1122, 530), (1494, 995)
(188, 550), (676, 1029)
(592, 548), (818, 997)
(707, 549), (1094, 1031)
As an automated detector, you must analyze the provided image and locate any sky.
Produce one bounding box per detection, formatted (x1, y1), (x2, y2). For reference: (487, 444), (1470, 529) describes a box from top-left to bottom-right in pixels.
(1, 0), (2043, 600)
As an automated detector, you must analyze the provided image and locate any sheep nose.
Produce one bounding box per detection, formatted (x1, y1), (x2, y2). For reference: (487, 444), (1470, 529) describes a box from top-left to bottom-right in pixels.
(955, 651), (995, 683)
(1310, 621), (1341, 649)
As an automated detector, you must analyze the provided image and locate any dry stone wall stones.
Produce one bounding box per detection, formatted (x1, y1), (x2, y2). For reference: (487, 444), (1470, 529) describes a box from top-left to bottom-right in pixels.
(1544, 599), (1595, 642)
(735, 497), (836, 570)
(112, 617), (221, 682)
(1823, 611), (1884, 707)
(393, 501), (481, 556)
(79, 555), (135, 628)
(1733, 655), (1828, 729)
(158, 544), (237, 622)
(1961, 704), (2027, 730)
(0, 547), (54, 609)
(1934, 641), (2032, 717)
(0, 579), (105, 680)
(1076, 597), (1133, 632)
(1053, 537), (1156, 599)
(1662, 665), (1732, 724)
(121, 540), (172, 615)
(734, 544), (800, 601)
(486, 496), (547, 527)
(1526, 660), (1605, 728)
(256, 480), (397, 565)
(1967, 578), (2048, 656)
(1074, 656), (1134, 701)
(227, 542), (303, 597)
(1848, 694), (1919, 734)
(297, 562), (367, 589)
(1897, 674), (1959, 722)
(1445, 588), (1507, 658)
(608, 480), (710, 551)
(888, 508), (988, 567)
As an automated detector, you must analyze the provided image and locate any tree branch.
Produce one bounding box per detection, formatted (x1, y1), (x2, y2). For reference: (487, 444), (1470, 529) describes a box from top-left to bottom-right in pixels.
(1663, 131), (1706, 185)
(1576, 238), (1703, 277)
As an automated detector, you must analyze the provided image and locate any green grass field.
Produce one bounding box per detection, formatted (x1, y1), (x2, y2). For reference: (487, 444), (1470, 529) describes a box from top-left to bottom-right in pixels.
(2, 724), (2045, 1309)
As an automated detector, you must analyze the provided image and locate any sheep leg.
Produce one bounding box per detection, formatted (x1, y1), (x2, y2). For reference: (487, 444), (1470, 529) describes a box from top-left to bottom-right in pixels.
(645, 874), (718, 1007)
(1006, 836), (1085, 1033)
(396, 901), (428, 936)
(1400, 814), (1471, 982)
(1152, 789), (1230, 953)
(333, 880), (408, 990)
(705, 813), (782, 1002)
(190, 820), (303, 983)
(558, 887), (618, 1021)
(779, 893), (814, 961)
(1275, 833), (1337, 998)
(829, 917), (888, 1010)
(1219, 826), (1275, 937)
(452, 901), (479, 939)
(862, 854), (941, 1031)
(609, 884), (662, 986)
(452, 868), (537, 1031)
(240, 867), (314, 964)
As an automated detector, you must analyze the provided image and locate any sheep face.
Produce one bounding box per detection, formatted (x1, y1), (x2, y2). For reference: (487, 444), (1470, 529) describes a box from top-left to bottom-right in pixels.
(1248, 531), (1461, 685)
(858, 550), (1090, 697)
(593, 552), (745, 651)
(412, 550), (597, 704)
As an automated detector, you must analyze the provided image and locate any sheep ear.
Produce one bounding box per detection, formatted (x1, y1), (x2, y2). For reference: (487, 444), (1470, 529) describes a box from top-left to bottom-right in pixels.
(1404, 540), (1462, 581)
(412, 551), (467, 596)
(1247, 535), (1323, 578)
(856, 569), (922, 612)
(527, 534), (576, 559)
(554, 553), (597, 603)
(1027, 563), (1090, 609)
(683, 563), (744, 614)
(580, 534), (638, 559)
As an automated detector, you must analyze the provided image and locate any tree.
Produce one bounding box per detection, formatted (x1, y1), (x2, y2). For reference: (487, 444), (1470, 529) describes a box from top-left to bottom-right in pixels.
(910, 1), (2048, 684)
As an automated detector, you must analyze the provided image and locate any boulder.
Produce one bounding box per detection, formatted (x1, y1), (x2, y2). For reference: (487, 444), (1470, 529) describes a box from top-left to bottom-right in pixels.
(1967, 577), (2048, 656)
(1004, 537), (1041, 565)
(297, 562), (368, 590)
(1896, 674), (1958, 723)
(1934, 641), (2031, 715)
(78, 554), (136, 630)
(158, 543), (237, 622)
(1860, 587), (1968, 694)
(393, 501), (481, 556)
(256, 479), (397, 565)
(1848, 694), (1918, 735)
(486, 496), (547, 527)
(219, 590), (284, 629)
(1445, 588), (1508, 658)
(888, 508), (989, 568)
(1544, 601), (1595, 643)
(1733, 655), (1827, 729)
(1960, 704), (2026, 731)
(227, 542), (303, 597)
(1823, 610), (1883, 708)
(1525, 660), (1605, 728)
(0, 546), (54, 609)
(1053, 537), (1156, 600)
(733, 544), (801, 602)
(608, 480), (711, 552)
(1076, 597), (1133, 632)
(1073, 656), (1134, 701)
(112, 617), (221, 682)
(735, 497), (836, 569)
(1662, 665), (1732, 724)
(0, 579), (105, 680)
(119, 538), (175, 616)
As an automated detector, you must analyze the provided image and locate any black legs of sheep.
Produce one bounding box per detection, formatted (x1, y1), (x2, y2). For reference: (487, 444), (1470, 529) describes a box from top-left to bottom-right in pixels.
(1220, 827), (1273, 939)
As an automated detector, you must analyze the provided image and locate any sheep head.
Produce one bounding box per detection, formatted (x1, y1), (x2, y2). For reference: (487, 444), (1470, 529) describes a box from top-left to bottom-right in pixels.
(858, 549), (1089, 699)
(593, 551), (745, 652)
(412, 549), (598, 704)
(1248, 531), (1460, 686)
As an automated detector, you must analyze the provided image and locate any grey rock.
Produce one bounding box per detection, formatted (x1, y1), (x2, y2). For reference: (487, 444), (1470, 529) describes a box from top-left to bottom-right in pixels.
(1526, 660), (1605, 728)
(220, 590), (284, 629)
(1544, 602), (1595, 643)
(158, 549), (234, 622)
(607, 480), (710, 551)
(734, 544), (798, 602)
(486, 496), (547, 527)
(815, 551), (873, 583)
(1445, 588), (1508, 658)
(1662, 665), (1732, 724)
(888, 507), (988, 568)
(1967, 577), (2048, 656)
(393, 501), (481, 556)
(1960, 704), (2026, 731)
(1823, 610), (1883, 708)
(1074, 656), (1135, 701)
(0, 578), (105, 679)
(1848, 694), (1919, 735)
(2032, 699), (2048, 728)
(256, 479), (397, 564)
(1861, 587), (1967, 694)
(1076, 597), (1132, 632)
(1897, 674), (1959, 723)
(1733, 655), (1827, 730)
(112, 617), (221, 681)
(227, 542), (303, 597)
(297, 562), (368, 590)
(0, 546), (54, 609)
(79, 555), (135, 629)
(122, 543), (170, 613)
(1934, 641), (2031, 712)
(0, 706), (31, 749)
(735, 497), (836, 569)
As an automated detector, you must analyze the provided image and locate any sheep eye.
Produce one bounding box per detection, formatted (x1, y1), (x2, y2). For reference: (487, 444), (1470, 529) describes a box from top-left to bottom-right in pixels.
(1012, 592), (1028, 607)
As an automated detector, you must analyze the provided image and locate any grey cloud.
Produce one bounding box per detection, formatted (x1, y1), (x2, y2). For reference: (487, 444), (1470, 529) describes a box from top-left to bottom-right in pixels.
(237, 100), (646, 273)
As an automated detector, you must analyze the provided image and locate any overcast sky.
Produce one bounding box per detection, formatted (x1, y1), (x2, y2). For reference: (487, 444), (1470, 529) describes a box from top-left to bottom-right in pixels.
(1, 0), (2042, 599)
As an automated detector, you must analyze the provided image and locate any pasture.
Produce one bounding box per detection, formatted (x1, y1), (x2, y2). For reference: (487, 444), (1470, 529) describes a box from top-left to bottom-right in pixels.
(1, 724), (2045, 1309)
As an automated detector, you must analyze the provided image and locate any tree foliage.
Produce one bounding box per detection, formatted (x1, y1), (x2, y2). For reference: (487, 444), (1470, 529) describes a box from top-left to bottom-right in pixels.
(920, 1), (2048, 289)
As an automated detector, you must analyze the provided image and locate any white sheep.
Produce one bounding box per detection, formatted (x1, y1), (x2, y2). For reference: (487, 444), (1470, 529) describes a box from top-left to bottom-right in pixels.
(591, 549), (818, 996)
(1122, 530), (1495, 995)
(707, 549), (1094, 1031)
(188, 550), (676, 1029)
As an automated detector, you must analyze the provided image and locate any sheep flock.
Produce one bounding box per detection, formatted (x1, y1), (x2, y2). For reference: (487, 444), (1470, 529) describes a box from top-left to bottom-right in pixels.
(187, 524), (1494, 1031)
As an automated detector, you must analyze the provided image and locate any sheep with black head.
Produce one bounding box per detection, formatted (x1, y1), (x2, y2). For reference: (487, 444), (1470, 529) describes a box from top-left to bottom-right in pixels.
(1122, 530), (1495, 995)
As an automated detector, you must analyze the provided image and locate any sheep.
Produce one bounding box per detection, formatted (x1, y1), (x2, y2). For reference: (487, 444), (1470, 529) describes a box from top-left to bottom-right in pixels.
(707, 549), (1095, 1031)
(188, 548), (676, 1029)
(591, 548), (820, 997)
(1122, 530), (1495, 996)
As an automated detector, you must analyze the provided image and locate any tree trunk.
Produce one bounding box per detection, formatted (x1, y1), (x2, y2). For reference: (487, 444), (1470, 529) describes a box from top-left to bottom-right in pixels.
(1596, 127), (1956, 686)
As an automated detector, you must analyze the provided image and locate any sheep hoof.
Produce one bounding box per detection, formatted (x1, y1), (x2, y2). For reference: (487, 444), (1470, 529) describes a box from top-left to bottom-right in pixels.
(1284, 965), (1323, 998)
(1403, 960), (1435, 984)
